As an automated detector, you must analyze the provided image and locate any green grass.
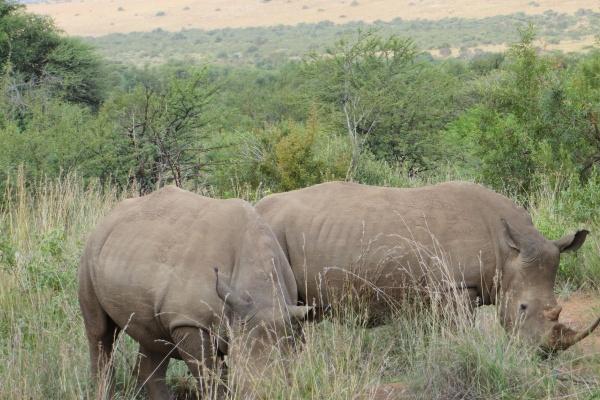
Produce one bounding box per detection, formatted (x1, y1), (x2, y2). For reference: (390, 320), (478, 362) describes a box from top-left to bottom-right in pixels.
(1, 172), (599, 399)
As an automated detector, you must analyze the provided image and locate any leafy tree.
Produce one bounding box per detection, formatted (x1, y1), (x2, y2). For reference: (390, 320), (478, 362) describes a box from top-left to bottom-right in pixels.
(444, 106), (535, 190)
(364, 63), (463, 173)
(103, 68), (222, 194)
(0, 0), (105, 108)
(44, 38), (105, 107)
(303, 30), (417, 178)
(566, 49), (600, 178)
(442, 26), (600, 192)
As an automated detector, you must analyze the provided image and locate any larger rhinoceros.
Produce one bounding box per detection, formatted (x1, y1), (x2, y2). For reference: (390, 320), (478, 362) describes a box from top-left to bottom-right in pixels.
(256, 181), (600, 351)
(79, 186), (310, 399)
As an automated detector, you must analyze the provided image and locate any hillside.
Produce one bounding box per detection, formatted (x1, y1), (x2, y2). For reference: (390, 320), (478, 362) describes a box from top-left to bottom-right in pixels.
(26, 0), (600, 37)
(83, 10), (600, 66)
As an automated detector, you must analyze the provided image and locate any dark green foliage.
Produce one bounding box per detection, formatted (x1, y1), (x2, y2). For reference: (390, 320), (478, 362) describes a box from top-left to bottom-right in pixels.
(0, 0), (105, 108)
(0, 1), (56, 77)
(0, 91), (99, 183)
(4, 21), (600, 199)
(446, 106), (536, 190)
(363, 63), (464, 173)
(468, 52), (505, 75)
(44, 38), (106, 108)
(99, 67), (222, 193)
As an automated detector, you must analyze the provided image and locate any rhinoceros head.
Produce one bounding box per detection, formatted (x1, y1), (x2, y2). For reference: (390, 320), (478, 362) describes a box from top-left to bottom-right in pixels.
(497, 219), (599, 352)
(214, 268), (311, 376)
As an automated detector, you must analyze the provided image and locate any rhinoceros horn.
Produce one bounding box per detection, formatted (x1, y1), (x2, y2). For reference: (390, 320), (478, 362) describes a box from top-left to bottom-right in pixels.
(543, 316), (600, 351)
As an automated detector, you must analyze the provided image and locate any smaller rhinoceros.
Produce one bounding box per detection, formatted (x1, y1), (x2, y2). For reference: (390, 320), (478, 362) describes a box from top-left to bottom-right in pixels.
(78, 186), (310, 399)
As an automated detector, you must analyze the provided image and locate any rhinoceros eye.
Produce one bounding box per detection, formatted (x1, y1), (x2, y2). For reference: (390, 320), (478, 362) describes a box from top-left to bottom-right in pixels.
(519, 303), (528, 312)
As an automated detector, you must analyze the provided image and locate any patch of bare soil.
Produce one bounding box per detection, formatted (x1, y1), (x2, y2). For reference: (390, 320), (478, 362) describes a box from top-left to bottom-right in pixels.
(430, 35), (598, 58)
(559, 292), (600, 354)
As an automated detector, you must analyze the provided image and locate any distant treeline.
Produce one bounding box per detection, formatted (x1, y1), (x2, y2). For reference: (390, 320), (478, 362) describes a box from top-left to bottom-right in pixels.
(84, 9), (600, 66)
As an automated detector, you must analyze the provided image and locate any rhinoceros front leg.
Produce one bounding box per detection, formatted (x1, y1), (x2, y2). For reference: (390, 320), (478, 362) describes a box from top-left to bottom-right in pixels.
(136, 346), (171, 400)
(171, 326), (226, 399)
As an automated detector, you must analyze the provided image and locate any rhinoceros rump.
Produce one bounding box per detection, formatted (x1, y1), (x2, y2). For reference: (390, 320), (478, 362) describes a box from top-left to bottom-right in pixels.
(79, 186), (310, 399)
(256, 181), (600, 351)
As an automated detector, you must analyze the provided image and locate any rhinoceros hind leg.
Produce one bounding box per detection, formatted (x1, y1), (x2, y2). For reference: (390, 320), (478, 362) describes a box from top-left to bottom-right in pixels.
(136, 346), (171, 400)
(172, 327), (225, 398)
(79, 283), (121, 392)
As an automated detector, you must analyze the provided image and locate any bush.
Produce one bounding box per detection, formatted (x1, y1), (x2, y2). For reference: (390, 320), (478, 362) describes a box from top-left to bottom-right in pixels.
(0, 2), (105, 108)
(215, 116), (349, 194)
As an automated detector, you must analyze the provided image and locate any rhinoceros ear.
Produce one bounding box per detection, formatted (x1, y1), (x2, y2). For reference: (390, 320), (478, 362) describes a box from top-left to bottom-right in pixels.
(501, 218), (521, 252)
(554, 230), (589, 253)
(214, 268), (253, 313)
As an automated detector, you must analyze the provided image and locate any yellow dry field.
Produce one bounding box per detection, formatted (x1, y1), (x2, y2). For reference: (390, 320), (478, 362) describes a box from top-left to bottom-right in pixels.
(27, 0), (600, 37)
(430, 35), (599, 58)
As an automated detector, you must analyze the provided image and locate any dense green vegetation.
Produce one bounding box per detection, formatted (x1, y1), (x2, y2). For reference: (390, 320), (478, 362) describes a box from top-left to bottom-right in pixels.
(1, 1), (105, 107)
(86, 10), (600, 66)
(2, 0), (600, 277)
(1, 1), (600, 397)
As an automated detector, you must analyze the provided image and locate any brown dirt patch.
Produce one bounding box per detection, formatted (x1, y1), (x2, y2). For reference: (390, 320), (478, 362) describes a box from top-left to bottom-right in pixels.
(26, 0), (600, 37)
(559, 292), (600, 354)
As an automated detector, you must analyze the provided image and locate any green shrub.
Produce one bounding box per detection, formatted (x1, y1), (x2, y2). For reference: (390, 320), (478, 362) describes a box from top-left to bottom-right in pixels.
(214, 115), (349, 194)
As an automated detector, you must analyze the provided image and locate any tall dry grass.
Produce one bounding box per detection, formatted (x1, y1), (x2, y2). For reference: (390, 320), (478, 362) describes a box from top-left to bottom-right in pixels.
(0, 172), (127, 398)
(0, 172), (599, 399)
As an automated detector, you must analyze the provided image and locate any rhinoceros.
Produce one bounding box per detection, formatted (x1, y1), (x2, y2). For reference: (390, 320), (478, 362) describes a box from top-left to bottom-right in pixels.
(78, 186), (310, 399)
(256, 181), (600, 351)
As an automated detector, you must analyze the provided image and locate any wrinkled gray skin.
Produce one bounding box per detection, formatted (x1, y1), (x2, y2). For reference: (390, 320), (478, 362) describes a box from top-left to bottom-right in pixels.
(256, 181), (600, 351)
(79, 186), (309, 399)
